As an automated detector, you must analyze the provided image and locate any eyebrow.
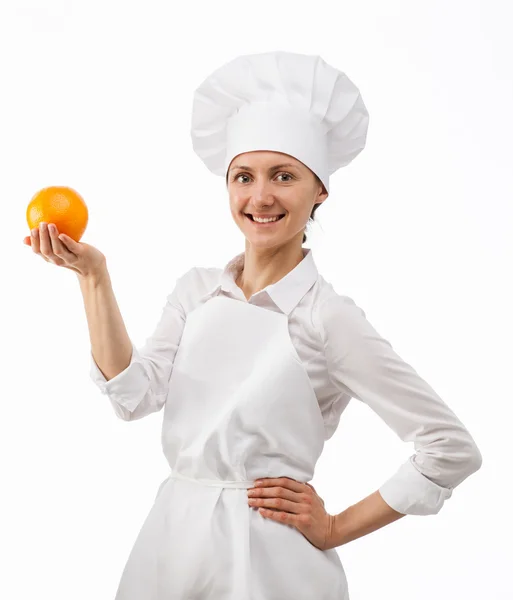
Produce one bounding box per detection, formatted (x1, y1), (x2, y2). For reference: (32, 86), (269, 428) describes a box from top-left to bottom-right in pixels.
(229, 162), (298, 173)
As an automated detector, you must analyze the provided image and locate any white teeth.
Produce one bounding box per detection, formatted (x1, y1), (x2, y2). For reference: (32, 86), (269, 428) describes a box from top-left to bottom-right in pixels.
(253, 215), (281, 223)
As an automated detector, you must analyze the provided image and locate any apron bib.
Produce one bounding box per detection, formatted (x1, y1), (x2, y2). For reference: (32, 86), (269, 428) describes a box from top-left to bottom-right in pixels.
(115, 295), (349, 599)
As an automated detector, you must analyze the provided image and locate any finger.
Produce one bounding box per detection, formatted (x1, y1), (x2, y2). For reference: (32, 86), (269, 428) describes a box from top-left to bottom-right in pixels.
(48, 224), (77, 260)
(254, 477), (305, 494)
(30, 227), (41, 254)
(250, 496), (302, 514)
(259, 507), (295, 524)
(38, 222), (54, 258)
(250, 485), (302, 504)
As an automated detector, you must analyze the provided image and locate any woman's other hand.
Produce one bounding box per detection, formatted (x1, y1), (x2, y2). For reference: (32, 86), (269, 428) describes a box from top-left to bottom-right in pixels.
(247, 477), (337, 551)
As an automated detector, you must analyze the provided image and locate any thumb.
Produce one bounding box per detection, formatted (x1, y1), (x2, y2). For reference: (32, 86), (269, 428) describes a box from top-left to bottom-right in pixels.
(59, 233), (81, 252)
(306, 482), (325, 505)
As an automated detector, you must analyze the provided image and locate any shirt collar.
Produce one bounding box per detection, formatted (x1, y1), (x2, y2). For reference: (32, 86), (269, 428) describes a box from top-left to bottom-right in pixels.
(199, 247), (319, 315)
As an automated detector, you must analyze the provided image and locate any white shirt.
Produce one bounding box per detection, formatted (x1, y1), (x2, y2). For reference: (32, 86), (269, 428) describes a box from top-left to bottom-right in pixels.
(90, 247), (482, 517)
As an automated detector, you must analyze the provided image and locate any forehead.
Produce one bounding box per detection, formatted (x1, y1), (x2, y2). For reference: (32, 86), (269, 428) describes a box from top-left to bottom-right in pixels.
(228, 151), (303, 171)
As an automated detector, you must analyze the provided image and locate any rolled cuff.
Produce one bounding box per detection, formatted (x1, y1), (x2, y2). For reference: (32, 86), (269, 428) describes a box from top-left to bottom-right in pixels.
(89, 342), (150, 413)
(378, 456), (453, 516)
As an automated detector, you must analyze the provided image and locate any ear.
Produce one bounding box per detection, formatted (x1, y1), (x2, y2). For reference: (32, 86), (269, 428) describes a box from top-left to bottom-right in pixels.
(317, 184), (329, 204)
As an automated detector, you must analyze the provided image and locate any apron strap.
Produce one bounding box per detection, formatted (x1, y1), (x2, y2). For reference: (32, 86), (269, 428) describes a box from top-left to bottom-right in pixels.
(170, 470), (254, 489)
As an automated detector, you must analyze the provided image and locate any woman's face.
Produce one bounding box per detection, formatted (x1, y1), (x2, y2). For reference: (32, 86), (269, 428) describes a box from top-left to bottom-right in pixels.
(226, 151), (328, 247)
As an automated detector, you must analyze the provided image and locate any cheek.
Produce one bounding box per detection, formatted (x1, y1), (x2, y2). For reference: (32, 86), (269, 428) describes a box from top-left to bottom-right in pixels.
(230, 197), (245, 213)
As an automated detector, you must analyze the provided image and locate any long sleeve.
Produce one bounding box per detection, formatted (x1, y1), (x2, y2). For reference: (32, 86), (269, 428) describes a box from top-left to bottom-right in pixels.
(317, 294), (482, 516)
(89, 269), (192, 421)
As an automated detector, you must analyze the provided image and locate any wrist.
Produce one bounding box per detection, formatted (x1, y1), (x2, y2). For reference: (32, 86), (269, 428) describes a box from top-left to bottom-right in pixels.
(77, 265), (109, 287)
(329, 508), (352, 549)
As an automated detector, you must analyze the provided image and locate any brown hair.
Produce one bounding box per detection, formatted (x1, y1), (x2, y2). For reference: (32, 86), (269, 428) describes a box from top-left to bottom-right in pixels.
(305, 173), (324, 244)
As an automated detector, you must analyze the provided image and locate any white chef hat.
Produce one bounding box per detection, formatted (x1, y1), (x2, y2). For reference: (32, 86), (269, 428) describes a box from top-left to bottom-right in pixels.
(190, 50), (369, 195)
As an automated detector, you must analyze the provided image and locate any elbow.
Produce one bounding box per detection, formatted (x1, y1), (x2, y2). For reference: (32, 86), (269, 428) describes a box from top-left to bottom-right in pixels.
(109, 398), (134, 421)
(91, 353), (168, 422)
(458, 438), (483, 476)
(466, 443), (483, 475)
(443, 442), (483, 489)
(110, 390), (167, 422)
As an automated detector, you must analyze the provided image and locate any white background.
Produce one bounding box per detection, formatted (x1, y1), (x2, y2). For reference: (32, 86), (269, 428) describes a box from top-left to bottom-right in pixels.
(1, 1), (511, 598)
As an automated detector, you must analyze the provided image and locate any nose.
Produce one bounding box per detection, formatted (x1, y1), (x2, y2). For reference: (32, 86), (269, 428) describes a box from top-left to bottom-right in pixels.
(251, 181), (269, 202)
(250, 179), (279, 206)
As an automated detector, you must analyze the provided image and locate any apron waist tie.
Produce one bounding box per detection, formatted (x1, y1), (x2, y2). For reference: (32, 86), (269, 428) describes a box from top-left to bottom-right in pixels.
(170, 470), (254, 489)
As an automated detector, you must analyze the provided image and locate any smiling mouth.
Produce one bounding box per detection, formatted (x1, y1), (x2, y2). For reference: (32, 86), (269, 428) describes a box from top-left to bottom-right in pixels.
(245, 214), (286, 223)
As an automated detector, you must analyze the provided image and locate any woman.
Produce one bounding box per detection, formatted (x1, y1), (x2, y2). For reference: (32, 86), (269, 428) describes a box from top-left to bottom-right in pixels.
(25, 51), (482, 599)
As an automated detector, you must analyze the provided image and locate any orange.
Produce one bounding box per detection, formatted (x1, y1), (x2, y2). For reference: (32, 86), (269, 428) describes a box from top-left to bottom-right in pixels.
(26, 186), (88, 242)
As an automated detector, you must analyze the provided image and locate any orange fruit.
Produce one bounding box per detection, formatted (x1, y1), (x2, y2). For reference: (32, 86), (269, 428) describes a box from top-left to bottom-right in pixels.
(27, 186), (88, 242)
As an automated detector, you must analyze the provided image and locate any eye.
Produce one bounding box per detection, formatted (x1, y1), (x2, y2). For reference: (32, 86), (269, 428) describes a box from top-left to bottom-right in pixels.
(276, 173), (292, 182)
(234, 172), (293, 184)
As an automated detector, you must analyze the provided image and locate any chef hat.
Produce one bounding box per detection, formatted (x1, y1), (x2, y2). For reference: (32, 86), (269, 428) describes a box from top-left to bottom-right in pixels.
(190, 50), (369, 194)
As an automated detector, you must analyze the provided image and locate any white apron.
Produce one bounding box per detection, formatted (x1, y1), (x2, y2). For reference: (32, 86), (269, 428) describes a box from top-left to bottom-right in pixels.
(114, 295), (350, 599)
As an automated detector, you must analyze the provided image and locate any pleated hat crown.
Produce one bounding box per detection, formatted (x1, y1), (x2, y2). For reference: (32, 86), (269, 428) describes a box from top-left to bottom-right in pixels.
(190, 51), (370, 194)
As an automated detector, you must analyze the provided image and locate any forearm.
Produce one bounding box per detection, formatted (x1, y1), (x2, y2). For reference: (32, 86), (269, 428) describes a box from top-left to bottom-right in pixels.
(330, 490), (406, 548)
(77, 267), (133, 381)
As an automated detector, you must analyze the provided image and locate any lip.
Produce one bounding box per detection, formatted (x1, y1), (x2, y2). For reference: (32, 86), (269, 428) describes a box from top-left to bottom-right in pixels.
(244, 213), (285, 227)
(247, 214), (284, 218)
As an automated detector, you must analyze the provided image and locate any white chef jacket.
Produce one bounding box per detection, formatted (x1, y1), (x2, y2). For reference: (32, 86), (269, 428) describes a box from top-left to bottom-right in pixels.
(90, 247), (482, 517)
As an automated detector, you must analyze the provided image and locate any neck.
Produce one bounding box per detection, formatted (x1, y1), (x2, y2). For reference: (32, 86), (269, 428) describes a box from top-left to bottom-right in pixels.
(236, 240), (306, 299)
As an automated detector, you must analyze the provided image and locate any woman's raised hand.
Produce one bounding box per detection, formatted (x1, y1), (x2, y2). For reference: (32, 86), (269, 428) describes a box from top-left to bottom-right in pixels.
(23, 221), (107, 279)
